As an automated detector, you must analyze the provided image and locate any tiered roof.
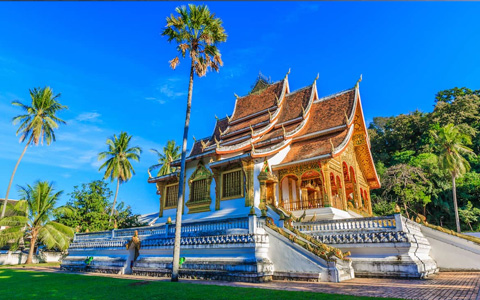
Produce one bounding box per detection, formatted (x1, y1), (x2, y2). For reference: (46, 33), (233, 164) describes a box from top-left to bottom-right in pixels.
(166, 72), (380, 189)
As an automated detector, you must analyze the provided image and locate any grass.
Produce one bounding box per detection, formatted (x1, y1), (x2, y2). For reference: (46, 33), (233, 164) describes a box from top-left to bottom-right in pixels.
(0, 262), (61, 268)
(0, 269), (401, 300)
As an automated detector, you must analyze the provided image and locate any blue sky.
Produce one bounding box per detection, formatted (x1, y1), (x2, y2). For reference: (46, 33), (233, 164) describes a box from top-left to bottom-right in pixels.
(0, 2), (479, 215)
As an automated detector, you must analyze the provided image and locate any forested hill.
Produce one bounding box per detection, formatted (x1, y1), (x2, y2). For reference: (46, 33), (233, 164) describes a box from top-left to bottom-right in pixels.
(368, 87), (480, 231)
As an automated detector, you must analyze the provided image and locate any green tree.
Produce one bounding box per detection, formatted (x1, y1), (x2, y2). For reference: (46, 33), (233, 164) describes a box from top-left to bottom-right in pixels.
(162, 3), (227, 281)
(56, 180), (144, 232)
(458, 201), (480, 231)
(148, 140), (181, 177)
(0, 181), (74, 264)
(98, 132), (142, 224)
(1, 87), (67, 219)
(430, 123), (475, 232)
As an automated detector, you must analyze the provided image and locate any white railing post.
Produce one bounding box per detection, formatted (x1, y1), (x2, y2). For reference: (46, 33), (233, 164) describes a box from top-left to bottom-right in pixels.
(394, 213), (404, 232)
(248, 213), (257, 234)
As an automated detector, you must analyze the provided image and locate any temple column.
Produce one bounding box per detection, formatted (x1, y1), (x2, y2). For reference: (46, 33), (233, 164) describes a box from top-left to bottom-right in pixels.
(338, 178), (347, 211)
(156, 182), (166, 218)
(296, 179), (302, 208)
(322, 163), (332, 207)
(241, 159), (255, 207)
(212, 171), (221, 211)
(353, 166), (362, 209)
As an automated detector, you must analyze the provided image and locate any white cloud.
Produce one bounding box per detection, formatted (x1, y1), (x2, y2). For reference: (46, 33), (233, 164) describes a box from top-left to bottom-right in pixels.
(76, 112), (101, 122)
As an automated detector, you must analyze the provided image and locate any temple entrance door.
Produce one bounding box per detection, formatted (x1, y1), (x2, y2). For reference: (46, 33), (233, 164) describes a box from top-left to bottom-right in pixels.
(266, 182), (275, 206)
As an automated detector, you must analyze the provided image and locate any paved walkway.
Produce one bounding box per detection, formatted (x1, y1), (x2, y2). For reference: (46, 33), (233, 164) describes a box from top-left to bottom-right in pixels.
(10, 267), (480, 300)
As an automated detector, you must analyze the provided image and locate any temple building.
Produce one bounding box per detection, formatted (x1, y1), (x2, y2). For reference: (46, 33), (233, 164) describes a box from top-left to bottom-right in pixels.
(148, 72), (380, 222)
(66, 72), (480, 282)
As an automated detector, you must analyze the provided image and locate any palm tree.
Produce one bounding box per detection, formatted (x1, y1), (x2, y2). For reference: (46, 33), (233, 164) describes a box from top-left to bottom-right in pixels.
(148, 140), (181, 177)
(0, 181), (74, 264)
(98, 132), (142, 224)
(162, 4), (227, 281)
(430, 123), (475, 232)
(1, 87), (67, 219)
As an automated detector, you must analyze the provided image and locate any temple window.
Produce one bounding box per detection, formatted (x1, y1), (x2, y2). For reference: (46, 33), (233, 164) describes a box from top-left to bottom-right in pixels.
(186, 162), (213, 213)
(165, 183), (179, 208)
(221, 168), (243, 200)
(191, 179), (208, 203)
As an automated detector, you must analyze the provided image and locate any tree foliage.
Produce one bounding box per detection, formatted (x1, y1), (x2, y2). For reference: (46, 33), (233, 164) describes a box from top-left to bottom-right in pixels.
(149, 140), (181, 177)
(369, 88), (480, 231)
(55, 180), (145, 232)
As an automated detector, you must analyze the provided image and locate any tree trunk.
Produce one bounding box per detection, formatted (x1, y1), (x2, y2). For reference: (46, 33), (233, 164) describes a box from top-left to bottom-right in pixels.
(1, 137), (32, 219)
(109, 178), (120, 224)
(25, 233), (37, 264)
(171, 59), (195, 282)
(452, 174), (461, 233)
(403, 202), (410, 219)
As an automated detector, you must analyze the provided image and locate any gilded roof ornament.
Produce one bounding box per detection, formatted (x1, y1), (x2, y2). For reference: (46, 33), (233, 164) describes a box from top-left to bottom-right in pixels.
(313, 73), (319, 84)
(214, 136), (220, 148)
(226, 114), (231, 122)
(329, 138), (335, 153)
(344, 110), (349, 124)
(267, 109), (272, 121)
(356, 74), (363, 88)
(214, 114), (219, 121)
(275, 94), (280, 106)
(234, 93), (239, 99)
(285, 68), (291, 78)
(218, 127), (224, 135)
(301, 105), (306, 119)
(250, 140), (255, 152)
(193, 136), (197, 143)
(282, 124), (286, 137)
(250, 125), (254, 136)
(201, 139), (208, 150)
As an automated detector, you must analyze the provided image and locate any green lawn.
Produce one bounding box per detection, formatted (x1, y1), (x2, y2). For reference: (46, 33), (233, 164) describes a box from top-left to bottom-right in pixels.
(0, 269), (401, 300)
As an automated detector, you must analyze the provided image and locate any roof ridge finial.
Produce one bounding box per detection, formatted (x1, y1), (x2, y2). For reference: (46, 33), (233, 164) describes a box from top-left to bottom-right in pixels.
(282, 124), (286, 137)
(234, 93), (239, 99)
(330, 138), (335, 154)
(201, 139), (208, 150)
(356, 74), (362, 88)
(215, 114), (219, 121)
(314, 73), (319, 84)
(268, 109), (272, 121)
(302, 105), (306, 119)
(250, 140), (255, 153)
(344, 109), (349, 124)
(218, 127), (224, 135)
(226, 114), (231, 122)
(214, 136), (220, 148)
(250, 125), (254, 136)
(285, 68), (291, 79)
(193, 135), (197, 143)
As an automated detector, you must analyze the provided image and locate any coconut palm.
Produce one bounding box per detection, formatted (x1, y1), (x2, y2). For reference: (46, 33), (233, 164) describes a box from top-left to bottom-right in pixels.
(430, 123), (475, 232)
(162, 4), (227, 281)
(0, 181), (74, 264)
(148, 140), (181, 177)
(98, 132), (142, 224)
(1, 87), (67, 219)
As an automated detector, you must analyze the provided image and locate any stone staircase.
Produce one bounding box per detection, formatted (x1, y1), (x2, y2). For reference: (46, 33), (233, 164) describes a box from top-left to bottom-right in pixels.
(292, 214), (439, 278)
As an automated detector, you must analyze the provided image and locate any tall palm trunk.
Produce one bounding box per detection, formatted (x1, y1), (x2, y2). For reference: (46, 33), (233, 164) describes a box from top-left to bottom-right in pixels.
(451, 173), (461, 233)
(25, 232), (37, 264)
(109, 179), (120, 224)
(172, 60), (194, 282)
(1, 136), (33, 219)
